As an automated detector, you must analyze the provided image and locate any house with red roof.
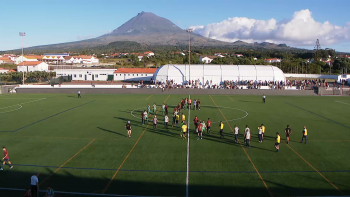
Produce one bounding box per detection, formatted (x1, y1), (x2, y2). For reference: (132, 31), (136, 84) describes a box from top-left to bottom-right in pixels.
(0, 57), (15, 64)
(17, 61), (49, 72)
(15, 55), (44, 64)
(144, 51), (155, 57)
(114, 68), (157, 81)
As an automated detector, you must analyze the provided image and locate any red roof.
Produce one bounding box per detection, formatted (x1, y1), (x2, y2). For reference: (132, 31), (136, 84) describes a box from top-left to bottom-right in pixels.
(114, 68), (157, 74)
(144, 51), (154, 54)
(0, 67), (9, 70)
(0, 57), (11, 60)
(17, 61), (44, 66)
(24, 55), (44, 59)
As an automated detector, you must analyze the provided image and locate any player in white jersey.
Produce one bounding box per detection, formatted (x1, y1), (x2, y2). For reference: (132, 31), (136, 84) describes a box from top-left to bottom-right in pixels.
(245, 125), (251, 148)
(234, 125), (239, 143)
(262, 94), (266, 103)
(258, 126), (263, 143)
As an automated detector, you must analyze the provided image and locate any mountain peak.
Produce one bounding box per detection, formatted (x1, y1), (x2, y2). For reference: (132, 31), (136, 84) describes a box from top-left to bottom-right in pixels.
(110, 12), (183, 35)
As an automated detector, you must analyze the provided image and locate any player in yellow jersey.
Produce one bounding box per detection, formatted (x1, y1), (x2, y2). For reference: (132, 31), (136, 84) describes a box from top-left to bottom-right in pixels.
(301, 126), (308, 144)
(181, 122), (187, 139)
(182, 113), (186, 122)
(175, 114), (180, 127)
(261, 124), (265, 142)
(275, 132), (280, 152)
(219, 121), (224, 138)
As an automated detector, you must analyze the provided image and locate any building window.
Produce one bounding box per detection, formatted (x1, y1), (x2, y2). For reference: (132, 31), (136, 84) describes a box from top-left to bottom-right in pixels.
(141, 74), (143, 76)
(133, 74), (134, 76)
(124, 74), (126, 76)
(145, 74), (147, 76)
(74, 74), (76, 78)
(120, 74), (122, 76)
(137, 74), (138, 76)
(79, 74), (82, 78)
(128, 74), (130, 76)
(95, 74), (98, 78)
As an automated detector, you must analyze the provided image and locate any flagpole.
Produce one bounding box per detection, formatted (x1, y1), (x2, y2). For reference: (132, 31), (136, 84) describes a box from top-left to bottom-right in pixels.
(22, 34), (24, 85)
(20, 32), (25, 85)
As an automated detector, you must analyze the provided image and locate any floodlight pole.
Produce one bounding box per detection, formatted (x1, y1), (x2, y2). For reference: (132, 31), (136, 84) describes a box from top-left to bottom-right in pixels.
(186, 29), (193, 85)
(20, 32), (26, 85)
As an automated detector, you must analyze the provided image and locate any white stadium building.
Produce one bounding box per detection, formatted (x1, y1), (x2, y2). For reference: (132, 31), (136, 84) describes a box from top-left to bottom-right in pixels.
(153, 64), (286, 85)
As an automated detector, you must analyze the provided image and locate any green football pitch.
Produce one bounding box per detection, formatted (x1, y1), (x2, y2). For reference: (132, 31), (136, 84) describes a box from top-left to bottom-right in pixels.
(0, 93), (349, 197)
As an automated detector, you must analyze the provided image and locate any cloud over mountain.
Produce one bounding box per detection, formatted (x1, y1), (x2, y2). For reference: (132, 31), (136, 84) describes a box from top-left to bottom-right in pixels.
(191, 9), (350, 46)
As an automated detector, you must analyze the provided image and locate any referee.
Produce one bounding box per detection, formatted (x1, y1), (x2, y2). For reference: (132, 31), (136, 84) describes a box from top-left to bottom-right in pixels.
(30, 172), (40, 197)
(262, 94), (266, 103)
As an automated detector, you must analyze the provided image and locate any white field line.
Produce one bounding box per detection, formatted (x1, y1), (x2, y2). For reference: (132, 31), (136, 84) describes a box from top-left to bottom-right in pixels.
(0, 98), (46, 114)
(0, 105), (22, 113)
(0, 187), (170, 197)
(186, 95), (190, 197)
(335, 101), (350, 106)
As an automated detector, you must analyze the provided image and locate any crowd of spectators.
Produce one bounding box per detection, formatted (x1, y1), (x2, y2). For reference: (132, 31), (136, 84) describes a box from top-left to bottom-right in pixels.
(131, 78), (348, 91)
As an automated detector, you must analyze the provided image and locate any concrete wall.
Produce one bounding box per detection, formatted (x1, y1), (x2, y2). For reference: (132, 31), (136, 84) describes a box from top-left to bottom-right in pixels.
(1, 85), (17, 94)
(284, 74), (338, 79)
(16, 88), (316, 96)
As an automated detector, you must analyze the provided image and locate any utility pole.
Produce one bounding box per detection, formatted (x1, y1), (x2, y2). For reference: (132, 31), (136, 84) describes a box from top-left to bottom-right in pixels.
(19, 32), (26, 85)
(186, 29), (193, 85)
(314, 39), (321, 62)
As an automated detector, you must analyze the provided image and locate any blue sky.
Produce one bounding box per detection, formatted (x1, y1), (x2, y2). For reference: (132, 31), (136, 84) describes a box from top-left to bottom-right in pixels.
(1, 0), (349, 52)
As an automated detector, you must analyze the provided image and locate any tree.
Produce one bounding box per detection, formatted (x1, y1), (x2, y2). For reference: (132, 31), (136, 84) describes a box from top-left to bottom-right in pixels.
(1, 73), (11, 85)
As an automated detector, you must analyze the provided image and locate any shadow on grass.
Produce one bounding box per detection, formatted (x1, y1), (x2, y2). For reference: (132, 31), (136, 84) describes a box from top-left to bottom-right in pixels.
(97, 127), (127, 137)
(0, 168), (347, 197)
(237, 99), (263, 103)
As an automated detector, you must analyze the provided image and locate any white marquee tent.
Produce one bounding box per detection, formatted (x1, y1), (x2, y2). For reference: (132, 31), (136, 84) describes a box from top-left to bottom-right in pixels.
(153, 64), (286, 85)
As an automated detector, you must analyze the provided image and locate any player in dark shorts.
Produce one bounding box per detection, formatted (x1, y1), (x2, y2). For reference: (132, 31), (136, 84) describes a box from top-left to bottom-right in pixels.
(193, 116), (199, 131)
(197, 99), (201, 110)
(207, 118), (211, 134)
(1, 147), (13, 170)
(262, 94), (266, 103)
(197, 122), (203, 140)
(165, 104), (168, 115)
(285, 125), (293, 144)
(219, 121), (224, 138)
(275, 132), (281, 152)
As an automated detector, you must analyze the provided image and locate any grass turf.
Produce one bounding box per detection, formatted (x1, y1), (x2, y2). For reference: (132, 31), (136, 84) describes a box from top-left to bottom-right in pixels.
(0, 93), (349, 197)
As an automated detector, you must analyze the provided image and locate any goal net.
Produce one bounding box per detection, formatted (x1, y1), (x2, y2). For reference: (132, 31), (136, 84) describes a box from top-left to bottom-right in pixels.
(319, 87), (345, 96)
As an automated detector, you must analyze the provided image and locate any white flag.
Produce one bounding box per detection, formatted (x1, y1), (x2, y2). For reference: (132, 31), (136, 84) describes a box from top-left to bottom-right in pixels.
(19, 32), (26, 36)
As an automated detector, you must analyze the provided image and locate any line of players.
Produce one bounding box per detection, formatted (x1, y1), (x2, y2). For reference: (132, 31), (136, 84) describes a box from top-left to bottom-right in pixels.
(137, 98), (308, 153)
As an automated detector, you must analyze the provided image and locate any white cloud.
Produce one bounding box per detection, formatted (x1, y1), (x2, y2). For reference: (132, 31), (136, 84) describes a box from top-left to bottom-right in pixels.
(191, 9), (350, 46)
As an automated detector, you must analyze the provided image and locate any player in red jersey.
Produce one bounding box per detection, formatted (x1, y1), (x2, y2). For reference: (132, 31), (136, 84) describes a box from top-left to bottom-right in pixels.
(207, 118), (211, 134)
(197, 122), (203, 140)
(193, 116), (199, 131)
(1, 147), (13, 170)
